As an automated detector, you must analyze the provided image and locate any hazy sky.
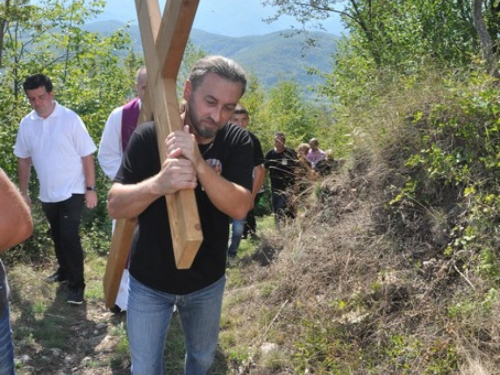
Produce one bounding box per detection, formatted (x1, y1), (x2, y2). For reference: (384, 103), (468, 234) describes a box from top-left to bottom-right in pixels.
(97, 0), (346, 37)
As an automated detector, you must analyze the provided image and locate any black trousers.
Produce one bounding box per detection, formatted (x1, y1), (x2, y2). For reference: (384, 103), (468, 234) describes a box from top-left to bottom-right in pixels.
(42, 194), (85, 291)
(244, 192), (263, 235)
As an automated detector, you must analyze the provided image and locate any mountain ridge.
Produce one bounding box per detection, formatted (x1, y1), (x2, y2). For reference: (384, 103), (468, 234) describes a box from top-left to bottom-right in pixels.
(95, 0), (346, 37)
(84, 21), (339, 94)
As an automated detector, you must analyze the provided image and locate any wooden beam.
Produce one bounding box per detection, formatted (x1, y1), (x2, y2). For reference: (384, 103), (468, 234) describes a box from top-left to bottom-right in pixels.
(157, 0), (199, 79)
(102, 96), (153, 308)
(136, 0), (203, 268)
(103, 217), (136, 308)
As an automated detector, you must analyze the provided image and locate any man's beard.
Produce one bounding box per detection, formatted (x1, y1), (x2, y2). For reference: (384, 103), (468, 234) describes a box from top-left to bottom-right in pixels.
(187, 97), (218, 140)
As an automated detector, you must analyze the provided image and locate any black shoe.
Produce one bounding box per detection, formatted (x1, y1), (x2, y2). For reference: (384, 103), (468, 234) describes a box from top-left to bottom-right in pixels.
(227, 255), (238, 267)
(249, 232), (260, 240)
(67, 288), (84, 305)
(109, 305), (123, 314)
(45, 271), (67, 283)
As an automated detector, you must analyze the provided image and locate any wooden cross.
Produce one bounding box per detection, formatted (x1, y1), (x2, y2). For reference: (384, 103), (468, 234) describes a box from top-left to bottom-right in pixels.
(103, 0), (203, 308)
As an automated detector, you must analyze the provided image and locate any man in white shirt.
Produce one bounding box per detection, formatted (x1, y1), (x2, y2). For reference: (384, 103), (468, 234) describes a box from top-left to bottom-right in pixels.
(14, 73), (97, 305)
(98, 67), (147, 313)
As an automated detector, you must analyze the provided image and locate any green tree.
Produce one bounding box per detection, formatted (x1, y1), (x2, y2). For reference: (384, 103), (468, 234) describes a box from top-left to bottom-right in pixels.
(251, 78), (324, 152)
(263, 0), (481, 69)
(178, 40), (206, 96)
(0, 0), (137, 172)
(239, 72), (266, 118)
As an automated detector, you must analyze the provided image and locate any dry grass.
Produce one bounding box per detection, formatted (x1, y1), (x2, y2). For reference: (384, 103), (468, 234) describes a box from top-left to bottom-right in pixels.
(221, 74), (500, 373)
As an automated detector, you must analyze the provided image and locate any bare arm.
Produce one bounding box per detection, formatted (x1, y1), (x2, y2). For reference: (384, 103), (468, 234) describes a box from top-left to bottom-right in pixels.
(17, 157), (32, 207)
(252, 164), (265, 201)
(107, 157), (197, 219)
(195, 160), (252, 220)
(0, 168), (33, 253)
(82, 154), (97, 209)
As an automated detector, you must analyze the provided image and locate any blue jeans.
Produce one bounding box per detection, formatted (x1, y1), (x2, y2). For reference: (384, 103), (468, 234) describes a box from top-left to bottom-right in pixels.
(127, 275), (226, 375)
(228, 218), (245, 257)
(0, 307), (15, 375)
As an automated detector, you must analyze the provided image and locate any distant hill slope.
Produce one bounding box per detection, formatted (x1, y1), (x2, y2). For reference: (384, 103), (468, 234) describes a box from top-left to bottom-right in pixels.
(84, 21), (339, 92)
(189, 29), (338, 89)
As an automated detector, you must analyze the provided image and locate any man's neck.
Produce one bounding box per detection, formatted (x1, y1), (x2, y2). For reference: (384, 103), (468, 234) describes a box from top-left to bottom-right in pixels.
(195, 135), (215, 145)
(38, 101), (56, 119)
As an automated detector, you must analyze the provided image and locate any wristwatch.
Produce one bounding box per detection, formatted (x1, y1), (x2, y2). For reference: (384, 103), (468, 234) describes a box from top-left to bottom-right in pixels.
(86, 185), (96, 192)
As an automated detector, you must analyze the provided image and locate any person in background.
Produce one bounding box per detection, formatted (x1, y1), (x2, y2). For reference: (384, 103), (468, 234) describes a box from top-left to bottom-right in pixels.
(107, 55), (253, 375)
(295, 142), (316, 192)
(0, 168), (33, 375)
(297, 143), (310, 160)
(264, 132), (298, 225)
(98, 66), (147, 314)
(14, 73), (97, 306)
(315, 148), (338, 176)
(227, 105), (265, 259)
(306, 137), (327, 168)
(99, 67), (147, 181)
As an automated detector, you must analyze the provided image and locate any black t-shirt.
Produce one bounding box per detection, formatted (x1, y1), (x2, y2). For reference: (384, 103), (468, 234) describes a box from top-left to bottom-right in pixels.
(248, 131), (265, 166)
(115, 122), (253, 294)
(264, 147), (298, 193)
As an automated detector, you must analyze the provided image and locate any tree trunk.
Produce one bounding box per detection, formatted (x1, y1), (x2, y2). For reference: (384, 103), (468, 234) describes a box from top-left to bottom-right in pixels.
(472, 0), (500, 78)
(0, 0), (10, 68)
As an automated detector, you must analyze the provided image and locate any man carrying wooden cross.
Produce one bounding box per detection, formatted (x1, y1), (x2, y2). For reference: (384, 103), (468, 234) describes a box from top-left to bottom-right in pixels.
(107, 55), (253, 374)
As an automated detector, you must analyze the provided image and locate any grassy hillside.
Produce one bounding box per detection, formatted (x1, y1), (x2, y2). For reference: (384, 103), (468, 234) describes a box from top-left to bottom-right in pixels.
(217, 68), (500, 374)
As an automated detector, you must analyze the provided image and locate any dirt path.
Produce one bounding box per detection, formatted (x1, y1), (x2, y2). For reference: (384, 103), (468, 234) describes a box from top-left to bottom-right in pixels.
(9, 263), (130, 375)
(8, 262), (231, 375)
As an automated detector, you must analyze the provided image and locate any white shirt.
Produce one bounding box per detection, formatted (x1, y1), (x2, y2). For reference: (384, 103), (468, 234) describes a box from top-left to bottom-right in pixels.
(14, 102), (97, 203)
(98, 100), (141, 180)
(98, 105), (125, 180)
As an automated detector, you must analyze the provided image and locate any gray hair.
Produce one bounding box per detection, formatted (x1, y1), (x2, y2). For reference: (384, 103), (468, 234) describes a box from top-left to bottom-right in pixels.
(136, 66), (147, 83)
(189, 55), (247, 96)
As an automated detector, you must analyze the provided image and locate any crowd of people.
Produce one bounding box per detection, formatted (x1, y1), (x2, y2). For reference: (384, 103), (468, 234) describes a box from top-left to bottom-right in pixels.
(262, 134), (337, 226)
(226, 123), (338, 258)
(3, 54), (340, 374)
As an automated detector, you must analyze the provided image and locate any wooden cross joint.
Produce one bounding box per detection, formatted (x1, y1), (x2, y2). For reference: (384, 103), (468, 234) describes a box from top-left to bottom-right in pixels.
(136, 0), (203, 268)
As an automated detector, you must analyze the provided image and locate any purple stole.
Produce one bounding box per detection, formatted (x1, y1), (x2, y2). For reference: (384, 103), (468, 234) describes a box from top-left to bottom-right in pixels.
(121, 97), (141, 151)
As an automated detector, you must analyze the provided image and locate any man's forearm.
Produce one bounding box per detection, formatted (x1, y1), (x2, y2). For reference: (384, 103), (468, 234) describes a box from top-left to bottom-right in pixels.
(17, 157), (32, 195)
(107, 180), (162, 219)
(82, 154), (96, 187)
(252, 164), (265, 199)
(196, 161), (252, 220)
